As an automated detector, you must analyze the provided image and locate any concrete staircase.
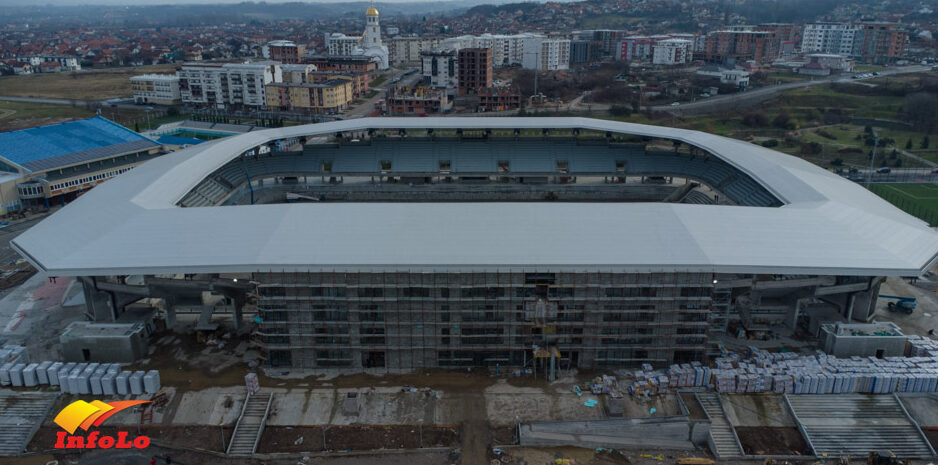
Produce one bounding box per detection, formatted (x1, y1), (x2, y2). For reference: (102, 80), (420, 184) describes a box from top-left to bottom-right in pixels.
(227, 391), (273, 456)
(695, 392), (743, 458)
(0, 391), (60, 456)
(786, 394), (935, 458)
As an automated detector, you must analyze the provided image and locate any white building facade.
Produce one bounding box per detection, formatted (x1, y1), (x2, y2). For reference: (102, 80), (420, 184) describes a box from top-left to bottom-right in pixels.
(652, 39), (693, 65)
(130, 74), (182, 105)
(421, 50), (458, 90)
(177, 61), (282, 109)
(325, 34), (362, 56)
(521, 37), (571, 71)
(801, 23), (856, 56)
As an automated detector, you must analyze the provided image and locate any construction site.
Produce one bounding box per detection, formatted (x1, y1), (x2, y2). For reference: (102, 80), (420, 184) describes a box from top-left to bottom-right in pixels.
(1, 117), (938, 464)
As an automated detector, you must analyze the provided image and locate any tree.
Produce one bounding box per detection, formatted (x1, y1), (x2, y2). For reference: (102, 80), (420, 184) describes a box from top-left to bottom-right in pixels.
(772, 111), (791, 129)
(906, 139), (913, 150)
(903, 92), (938, 132)
(134, 122), (140, 132)
(923, 136), (931, 149)
(742, 111), (769, 127)
(609, 105), (632, 117)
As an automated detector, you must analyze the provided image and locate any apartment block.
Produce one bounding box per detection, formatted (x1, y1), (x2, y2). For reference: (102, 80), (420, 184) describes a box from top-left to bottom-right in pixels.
(852, 22), (907, 64)
(265, 78), (354, 114)
(264, 40), (307, 64)
(521, 37), (571, 71)
(703, 30), (779, 63)
(387, 36), (444, 66)
(130, 74), (182, 105)
(177, 62), (282, 109)
(457, 48), (493, 96)
(421, 50), (458, 90)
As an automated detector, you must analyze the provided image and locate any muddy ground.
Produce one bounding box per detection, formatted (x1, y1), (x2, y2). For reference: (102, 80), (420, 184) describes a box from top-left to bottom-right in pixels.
(256, 425), (459, 453)
(735, 426), (810, 455)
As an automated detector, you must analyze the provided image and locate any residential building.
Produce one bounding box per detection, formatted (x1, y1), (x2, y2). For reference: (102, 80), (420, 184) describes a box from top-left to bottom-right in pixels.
(264, 40), (307, 64)
(696, 65), (750, 87)
(18, 56), (81, 72)
(852, 22), (908, 64)
(703, 30), (779, 63)
(386, 86), (451, 115)
(281, 64), (318, 84)
(457, 48), (493, 96)
(756, 23), (801, 58)
(421, 50), (458, 90)
(1, 60), (32, 75)
(387, 36), (444, 66)
(265, 79), (355, 114)
(306, 55), (379, 74)
(801, 23), (857, 56)
(177, 61), (282, 109)
(130, 74), (182, 105)
(309, 71), (370, 98)
(652, 39), (692, 65)
(569, 40), (595, 65)
(617, 34), (697, 62)
(572, 30), (628, 57)
(476, 87), (521, 112)
(325, 33), (362, 56)
(521, 37), (570, 71)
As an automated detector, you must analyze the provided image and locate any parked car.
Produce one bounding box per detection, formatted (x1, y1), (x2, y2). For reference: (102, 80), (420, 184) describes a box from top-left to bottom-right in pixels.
(876, 167), (891, 174)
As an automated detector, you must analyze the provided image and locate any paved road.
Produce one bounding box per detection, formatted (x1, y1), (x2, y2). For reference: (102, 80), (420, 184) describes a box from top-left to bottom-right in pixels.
(652, 65), (932, 115)
(343, 68), (422, 120)
(0, 215), (47, 266)
(0, 94), (146, 111)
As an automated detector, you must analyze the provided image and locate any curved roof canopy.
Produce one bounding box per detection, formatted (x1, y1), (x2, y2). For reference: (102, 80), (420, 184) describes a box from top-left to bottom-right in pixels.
(12, 117), (938, 277)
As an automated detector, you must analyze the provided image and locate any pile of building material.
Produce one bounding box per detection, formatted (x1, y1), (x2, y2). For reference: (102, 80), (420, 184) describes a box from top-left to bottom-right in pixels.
(628, 362), (711, 395)
(0, 361), (160, 395)
(629, 339), (938, 396)
(0, 345), (28, 365)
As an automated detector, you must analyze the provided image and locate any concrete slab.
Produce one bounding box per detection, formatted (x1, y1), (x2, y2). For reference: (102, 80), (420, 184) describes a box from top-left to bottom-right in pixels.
(899, 394), (938, 427)
(170, 386), (246, 425)
(720, 394), (795, 427)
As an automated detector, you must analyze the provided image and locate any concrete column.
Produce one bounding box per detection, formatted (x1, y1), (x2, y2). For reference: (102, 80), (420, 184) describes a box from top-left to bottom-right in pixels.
(79, 276), (116, 322)
(164, 295), (177, 329)
(232, 294), (245, 331)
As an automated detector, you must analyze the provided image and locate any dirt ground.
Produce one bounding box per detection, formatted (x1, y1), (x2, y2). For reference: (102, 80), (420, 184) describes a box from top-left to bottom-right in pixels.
(923, 429), (938, 452)
(735, 427), (810, 455)
(678, 392), (707, 420)
(257, 425), (458, 453)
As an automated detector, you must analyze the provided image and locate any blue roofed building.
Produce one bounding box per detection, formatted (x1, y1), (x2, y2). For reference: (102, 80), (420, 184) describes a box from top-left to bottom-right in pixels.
(0, 116), (163, 213)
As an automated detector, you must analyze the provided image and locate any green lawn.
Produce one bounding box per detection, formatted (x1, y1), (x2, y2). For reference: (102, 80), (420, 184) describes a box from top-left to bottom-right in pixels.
(870, 183), (938, 225)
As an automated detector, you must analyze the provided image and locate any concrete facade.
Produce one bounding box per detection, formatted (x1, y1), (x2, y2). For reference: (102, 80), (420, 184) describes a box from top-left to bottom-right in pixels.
(59, 321), (148, 363)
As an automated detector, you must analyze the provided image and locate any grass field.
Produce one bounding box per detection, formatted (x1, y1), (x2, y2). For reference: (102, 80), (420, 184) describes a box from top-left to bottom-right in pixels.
(870, 183), (938, 225)
(0, 64), (178, 100)
(0, 99), (97, 132)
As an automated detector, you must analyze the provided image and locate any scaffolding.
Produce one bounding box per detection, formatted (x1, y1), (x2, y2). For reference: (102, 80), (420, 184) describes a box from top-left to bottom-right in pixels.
(253, 270), (714, 371)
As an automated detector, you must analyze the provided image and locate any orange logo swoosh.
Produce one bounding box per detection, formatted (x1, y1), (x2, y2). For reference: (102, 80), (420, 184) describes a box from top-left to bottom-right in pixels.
(53, 400), (150, 434)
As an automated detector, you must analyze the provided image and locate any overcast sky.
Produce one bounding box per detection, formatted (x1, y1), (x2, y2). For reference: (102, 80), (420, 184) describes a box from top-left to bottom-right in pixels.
(0, 0), (531, 5)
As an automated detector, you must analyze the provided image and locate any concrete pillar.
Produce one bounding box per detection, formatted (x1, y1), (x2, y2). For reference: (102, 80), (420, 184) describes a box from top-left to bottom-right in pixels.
(79, 277), (116, 322)
(164, 295), (177, 329)
(232, 294), (246, 331)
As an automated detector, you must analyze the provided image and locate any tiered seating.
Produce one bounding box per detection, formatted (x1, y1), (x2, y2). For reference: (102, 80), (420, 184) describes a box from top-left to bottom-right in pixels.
(506, 142), (553, 172)
(682, 191), (714, 205)
(391, 142), (438, 172)
(179, 139), (782, 207)
(453, 143), (494, 172)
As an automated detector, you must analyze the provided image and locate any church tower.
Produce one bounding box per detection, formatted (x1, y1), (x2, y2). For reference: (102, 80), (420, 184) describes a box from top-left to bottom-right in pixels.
(364, 2), (382, 47)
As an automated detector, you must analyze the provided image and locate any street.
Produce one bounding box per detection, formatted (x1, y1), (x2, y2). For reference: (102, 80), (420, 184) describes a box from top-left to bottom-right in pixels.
(651, 65), (932, 115)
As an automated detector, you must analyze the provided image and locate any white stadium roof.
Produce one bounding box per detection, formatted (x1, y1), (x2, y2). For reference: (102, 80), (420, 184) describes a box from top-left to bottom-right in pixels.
(12, 117), (938, 277)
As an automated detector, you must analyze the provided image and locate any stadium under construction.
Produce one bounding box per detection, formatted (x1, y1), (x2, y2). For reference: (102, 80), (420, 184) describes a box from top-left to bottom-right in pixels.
(12, 117), (938, 371)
